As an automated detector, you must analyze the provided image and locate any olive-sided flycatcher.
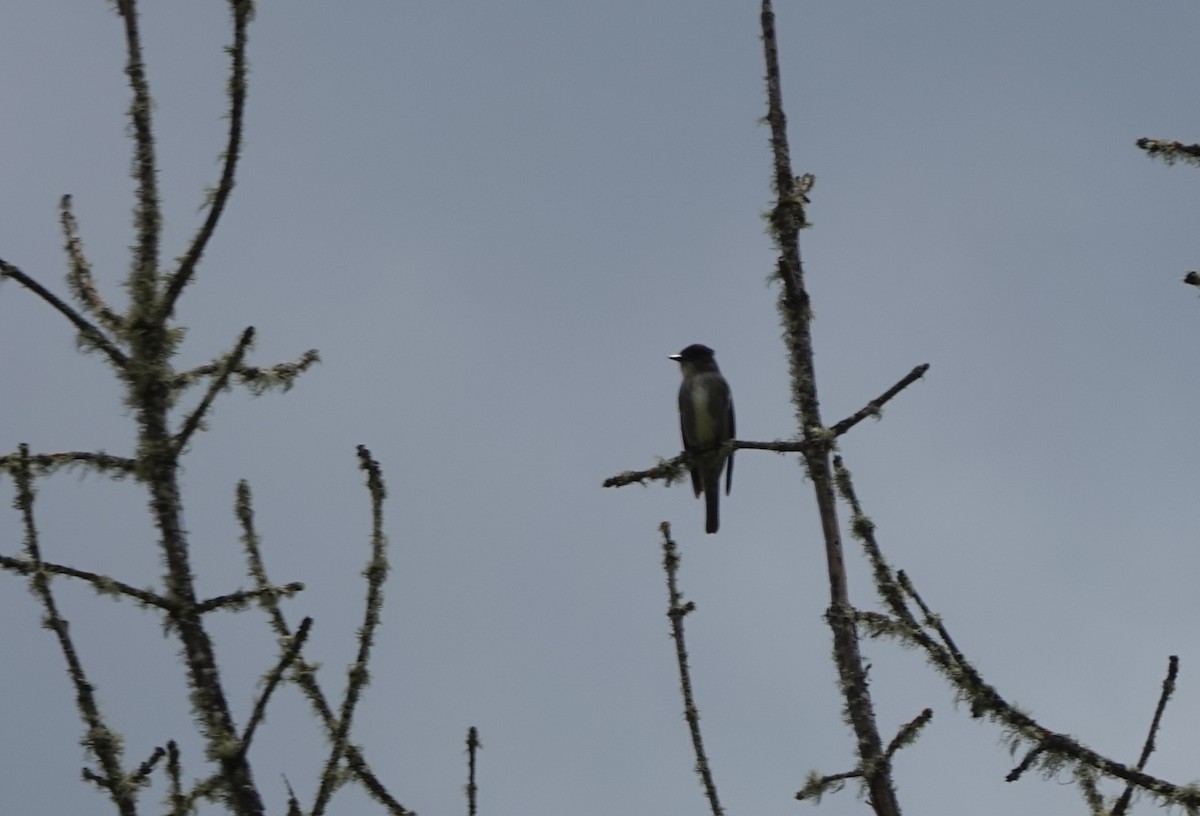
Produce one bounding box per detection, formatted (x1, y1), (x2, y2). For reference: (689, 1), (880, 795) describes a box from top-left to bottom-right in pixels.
(670, 344), (735, 534)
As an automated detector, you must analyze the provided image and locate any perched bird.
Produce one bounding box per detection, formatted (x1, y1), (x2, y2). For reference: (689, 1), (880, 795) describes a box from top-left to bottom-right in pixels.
(670, 344), (735, 534)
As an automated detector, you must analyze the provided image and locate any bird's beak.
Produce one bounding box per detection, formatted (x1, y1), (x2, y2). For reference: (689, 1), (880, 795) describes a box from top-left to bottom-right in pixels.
(669, 354), (682, 361)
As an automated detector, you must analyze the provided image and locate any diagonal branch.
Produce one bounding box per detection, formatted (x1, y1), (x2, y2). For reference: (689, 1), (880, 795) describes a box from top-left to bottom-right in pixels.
(312, 446), (393, 815)
(11, 445), (137, 815)
(160, 0), (254, 321)
(195, 581), (304, 615)
(1110, 656), (1180, 816)
(236, 479), (413, 815)
(839, 451), (1200, 809)
(0, 554), (171, 609)
(830, 364), (930, 437)
(60, 195), (125, 333)
(237, 616), (313, 758)
(172, 326), (256, 454)
(0, 260), (129, 368)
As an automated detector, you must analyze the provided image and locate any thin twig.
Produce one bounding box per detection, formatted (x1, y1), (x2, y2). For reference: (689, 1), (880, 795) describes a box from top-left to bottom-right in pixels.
(603, 440), (797, 489)
(60, 194), (124, 332)
(883, 709), (933, 762)
(236, 480), (413, 815)
(882, 568), (1196, 805)
(0, 450), (137, 477)
(312, 445), (393, 816)
(129, 746), (167, 785)
(160, 0), (253, 320)
(0, 554), (171, 609)
(829, 364), (930, 437)
(0, 260), (129, 368)
(466, 726), (481, 816)
(658, 523), (723, 816)
(195, 581), (303, 614)
(171, 348), (321, 396)
(116, 0), (162, 305)
(238, 616), (313, 757)
(796, 769), (861, 802)
(172, 326), (256, 454)
(11, 446), (137, 815)
(165, 741), (185, 816)
(1110, 656), (1180, 816)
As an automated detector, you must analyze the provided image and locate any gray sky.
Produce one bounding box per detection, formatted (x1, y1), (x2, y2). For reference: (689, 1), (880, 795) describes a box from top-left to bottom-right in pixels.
(3, 2), (1200, 814)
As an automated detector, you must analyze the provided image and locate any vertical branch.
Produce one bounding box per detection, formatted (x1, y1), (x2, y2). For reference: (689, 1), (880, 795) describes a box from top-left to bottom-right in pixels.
(160, 0), (254, 320)
(465, 726), (481, 816)
(112, 4), (264, 813)
(11, 445), (138, 816)
(114, 0), (162, 308)
(659, 524), (723, 816)
(758, 3), (902, 814)
(312, 445), (392, 815)
(237, 480), (414, 816)
(1110, 656), (1180, 816)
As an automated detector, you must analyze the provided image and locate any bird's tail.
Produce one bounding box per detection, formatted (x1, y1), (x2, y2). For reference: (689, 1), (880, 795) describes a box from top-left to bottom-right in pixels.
(704, 471), (720, 534)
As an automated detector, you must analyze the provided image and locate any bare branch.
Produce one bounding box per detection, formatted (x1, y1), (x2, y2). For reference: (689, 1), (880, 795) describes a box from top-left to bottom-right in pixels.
(129, 745), (167, 785)
(0, 450), (137, 478)
(466, 726), (481, 816)
(0, 260), (129, 368)
(10, 445), (137, 815)
(796, 769), (860, 803)
(172, 326), (256, 454)
(236, 479), (413, 815)
(160, 0), (254, 320)
(60, 195), (124, 333)
(115, 0), (163, 306)
(760, 10), (900, 806)
(171, 348), (321, 396)
(829, 364), (930, 437)
(0, 554), (170, 609)
(238, 616), (313, 757)
(313, 445), (393, 815)
(1111, 656), (1180, 816)
(165, 741), (186, 816)
(195, 582), (303, 615)
(883, 708), (933, 762)
(658, 522), (724, 816)
(1136, 138), (1200, 168)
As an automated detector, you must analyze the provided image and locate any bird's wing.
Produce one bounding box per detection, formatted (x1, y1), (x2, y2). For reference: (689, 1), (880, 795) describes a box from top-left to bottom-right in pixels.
(725, 395), (735, 495)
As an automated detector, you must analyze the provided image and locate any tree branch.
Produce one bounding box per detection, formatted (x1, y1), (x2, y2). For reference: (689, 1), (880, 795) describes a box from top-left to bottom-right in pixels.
(659, 522), (724, 816)
(160, 0), (254, 320)
(829, 364), (930, 436)
(60, 194), (125, 333)
(312, 445), (392, 815)
(11, 445), (137, 815)
(172, 326), (256, 454)
(0, 260), (129, 368)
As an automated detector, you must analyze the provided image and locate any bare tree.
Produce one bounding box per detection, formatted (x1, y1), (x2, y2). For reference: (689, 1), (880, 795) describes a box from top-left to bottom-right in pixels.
(609, 4), (1200, 815)
(0, 3), (417, 814)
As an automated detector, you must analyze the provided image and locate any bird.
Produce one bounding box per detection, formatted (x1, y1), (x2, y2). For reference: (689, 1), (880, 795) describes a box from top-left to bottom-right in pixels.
(669, 343), (735, 534)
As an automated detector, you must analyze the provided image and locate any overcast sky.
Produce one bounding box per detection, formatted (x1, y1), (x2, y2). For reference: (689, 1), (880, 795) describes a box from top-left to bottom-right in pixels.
(3, 2), (1200, 814)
